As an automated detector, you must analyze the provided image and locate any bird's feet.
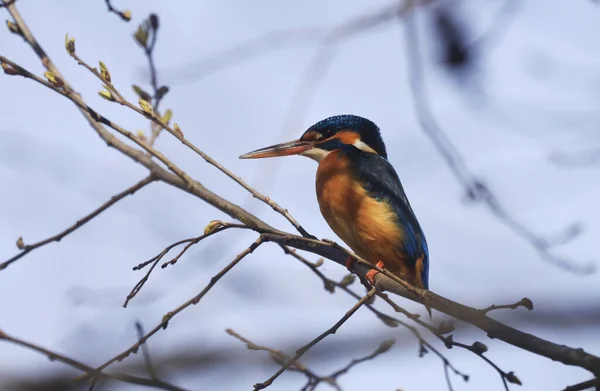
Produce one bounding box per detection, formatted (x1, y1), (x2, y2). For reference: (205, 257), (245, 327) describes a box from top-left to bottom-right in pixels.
(366, 261), (385, 285)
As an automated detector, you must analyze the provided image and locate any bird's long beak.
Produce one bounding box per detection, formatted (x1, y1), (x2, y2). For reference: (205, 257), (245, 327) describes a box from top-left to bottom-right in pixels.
(239, 140), (315, 159)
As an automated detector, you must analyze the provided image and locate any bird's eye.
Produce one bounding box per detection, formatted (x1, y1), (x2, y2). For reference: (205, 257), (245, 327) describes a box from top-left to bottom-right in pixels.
(301, 131), (324, 141)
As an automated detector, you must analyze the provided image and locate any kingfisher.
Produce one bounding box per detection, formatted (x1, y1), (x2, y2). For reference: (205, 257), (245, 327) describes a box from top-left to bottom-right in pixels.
(239, 115), (429, 291)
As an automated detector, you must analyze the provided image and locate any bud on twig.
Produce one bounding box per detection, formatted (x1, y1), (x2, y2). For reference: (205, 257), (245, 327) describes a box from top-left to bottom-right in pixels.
(6, 20), (20, 35)
(98, 61), (111, 83)
(98, 85), (115, 101)
(139, 99), (154, 115)
(44, 71), (65, 88)
(173, 123), (184, 138)
(64, 33), (76, 55)
(160, 109), (173, 125)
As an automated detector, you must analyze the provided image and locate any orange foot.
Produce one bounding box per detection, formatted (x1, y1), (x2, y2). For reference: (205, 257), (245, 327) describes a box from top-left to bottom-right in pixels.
(366, 261), (385, 285)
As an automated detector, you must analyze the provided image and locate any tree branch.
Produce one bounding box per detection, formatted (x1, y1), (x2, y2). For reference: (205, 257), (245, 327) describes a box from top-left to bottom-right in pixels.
(77, 237), (264, 381)
(0, 328), (185, 391)
(0, 175), (155, 271)
(254, 288), (378, 390)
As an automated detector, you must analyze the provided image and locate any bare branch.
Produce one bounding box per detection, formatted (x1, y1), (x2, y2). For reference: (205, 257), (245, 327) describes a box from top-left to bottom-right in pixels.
(479, 298), (534, 314)
(104, 0), (131, 22)
(254, 288), (377, 390)
(0, 328), (185, 391)
(124, 222), (249, 307)
(78, 237), (264, 381)
(3, 1), (279, 241)
(65, 47), (315, 239)
(258, 232), (600, 377)
(0, 176), (155, 271)
(135, 321), (159, 380)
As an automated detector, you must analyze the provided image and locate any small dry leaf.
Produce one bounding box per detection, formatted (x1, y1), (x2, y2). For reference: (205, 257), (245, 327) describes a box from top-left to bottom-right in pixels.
(134, 25), (149, 48)
(339, 274), (356, 288)
(173, 123), (184, 138)
(132, 84), (152, 101)
(506, 372), (522, 385)
(16, 237), (25, 250)
(160, 109), (173, 125)
(314, 258), (324, 267)
(139, 99), (153, 114)
(122, 10), (132, 21)
(375, 339), (395, 354)
(6, 20), (19, 34)
(378, 314), (398, 328)
(204, 220), (225, 235)
(98, 61), (111, 83)
(64, 33), (76, 55)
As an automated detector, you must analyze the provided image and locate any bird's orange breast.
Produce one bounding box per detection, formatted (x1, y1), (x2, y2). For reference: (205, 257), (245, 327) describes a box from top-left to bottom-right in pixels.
(315, 151), (411, 279)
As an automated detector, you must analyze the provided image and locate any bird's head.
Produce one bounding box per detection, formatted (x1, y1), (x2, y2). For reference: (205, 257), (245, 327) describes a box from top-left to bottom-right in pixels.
(239, 115), (387, 162)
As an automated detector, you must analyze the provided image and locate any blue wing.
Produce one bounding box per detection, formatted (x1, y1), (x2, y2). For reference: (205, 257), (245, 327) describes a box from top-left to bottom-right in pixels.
(345, 148), (429, 288)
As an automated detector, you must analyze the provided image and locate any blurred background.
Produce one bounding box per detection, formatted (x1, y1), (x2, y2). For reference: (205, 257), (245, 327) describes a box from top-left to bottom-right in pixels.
(1, 0), (600, 390)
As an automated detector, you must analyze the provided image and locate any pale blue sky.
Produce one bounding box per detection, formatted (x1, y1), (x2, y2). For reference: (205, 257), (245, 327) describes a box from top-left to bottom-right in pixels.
(1, 1), (600, 390)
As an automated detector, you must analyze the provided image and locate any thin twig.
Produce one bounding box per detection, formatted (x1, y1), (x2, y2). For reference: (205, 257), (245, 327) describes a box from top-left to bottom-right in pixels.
(479, 298), (534, 314)
(0, 328), (185, 391)
(254, 288), (378, 390)
(66, 49), (315, 239)
(0, 175), (155, 271)
(228, 329), (395, 391)
(135, 321), (159, 380)
(124, 222), (249, 307)
(1, 56), (195, 187)
(104, 0), (131, 21)
(78, 237), (264, 381)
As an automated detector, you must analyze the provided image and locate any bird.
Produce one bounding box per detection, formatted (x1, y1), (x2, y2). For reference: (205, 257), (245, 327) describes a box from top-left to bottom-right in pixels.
(239, 114), (429, 291)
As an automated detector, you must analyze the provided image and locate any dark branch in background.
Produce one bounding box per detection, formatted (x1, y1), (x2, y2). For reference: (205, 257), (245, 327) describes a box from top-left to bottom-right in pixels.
(0, 329), (185, 391)
(402, 6), (594, 275)
(104, 0), (131, 22)
(136, 321), (160, 381)
(0, 175), (155, 270)
(131, 13), (171, 146)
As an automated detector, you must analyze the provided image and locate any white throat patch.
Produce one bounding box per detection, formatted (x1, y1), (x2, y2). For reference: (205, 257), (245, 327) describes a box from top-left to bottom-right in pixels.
(300, 148), (330, 162)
